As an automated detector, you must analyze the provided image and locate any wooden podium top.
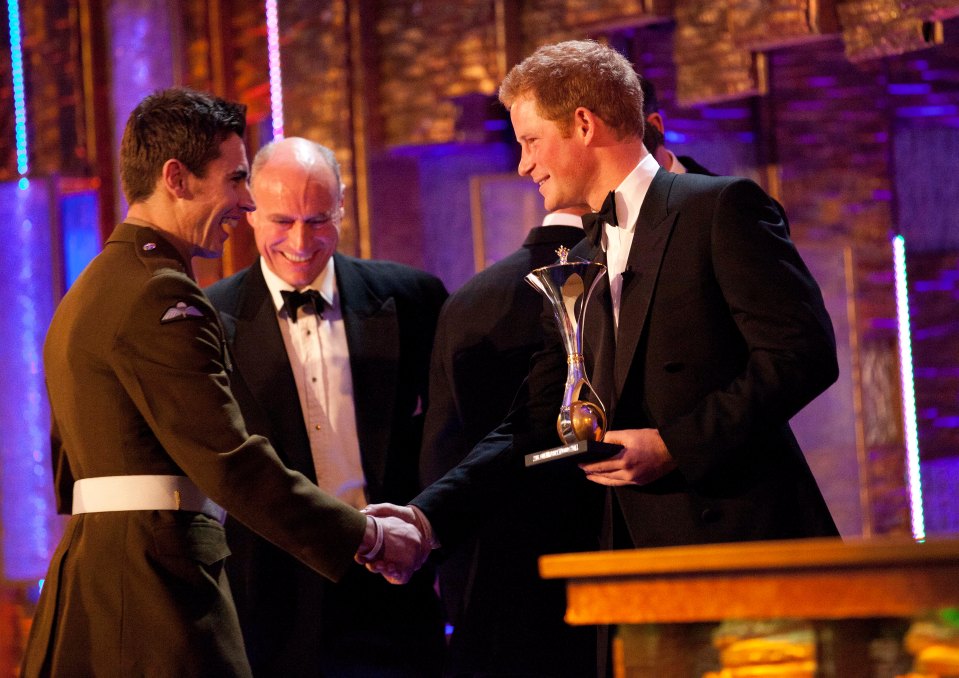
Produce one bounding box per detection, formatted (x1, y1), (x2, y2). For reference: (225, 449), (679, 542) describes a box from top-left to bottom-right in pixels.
(539, 537), (959, 625)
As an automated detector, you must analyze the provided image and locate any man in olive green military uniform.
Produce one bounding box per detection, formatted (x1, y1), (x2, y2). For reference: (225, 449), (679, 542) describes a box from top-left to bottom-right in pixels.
(22, 88), (428, 678)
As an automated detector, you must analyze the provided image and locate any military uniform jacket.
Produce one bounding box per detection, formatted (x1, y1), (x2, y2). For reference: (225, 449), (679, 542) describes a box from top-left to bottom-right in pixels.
(22, 223), (366, 678)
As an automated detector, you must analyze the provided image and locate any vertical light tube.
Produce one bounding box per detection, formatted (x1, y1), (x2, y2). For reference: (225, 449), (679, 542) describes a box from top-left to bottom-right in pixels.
(107, 0), (176, 218)
(8, 0), (28, 189)
(265, 0), (284, 140)
(2, 0), (61, 585)
(0, 180), (59, 582)
(892, 234), (925, 540)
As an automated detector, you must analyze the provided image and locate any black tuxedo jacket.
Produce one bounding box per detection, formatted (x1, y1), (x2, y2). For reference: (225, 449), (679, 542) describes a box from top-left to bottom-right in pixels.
(206, 253), (448, 677)
(420, 225), (599, 676)
(415, 168), (838, 557)
(421, 225), (587, 482)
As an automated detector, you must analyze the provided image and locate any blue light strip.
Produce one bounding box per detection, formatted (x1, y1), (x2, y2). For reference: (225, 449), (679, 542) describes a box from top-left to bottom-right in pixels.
(7, 0), (29, 188)
(61, 190), (102, 287)
(892, 234), (925, 540)
(1, 180), (59, 582)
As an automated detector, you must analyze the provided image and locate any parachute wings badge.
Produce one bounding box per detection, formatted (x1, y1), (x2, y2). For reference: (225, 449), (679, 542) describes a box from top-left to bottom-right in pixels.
(160, 301), (204, 323)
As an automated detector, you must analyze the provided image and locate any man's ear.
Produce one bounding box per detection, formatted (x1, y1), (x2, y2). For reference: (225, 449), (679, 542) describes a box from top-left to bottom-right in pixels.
(646, 112), (665, 135)
(574, 107), (596, 145)
(161, 159), (191, 199)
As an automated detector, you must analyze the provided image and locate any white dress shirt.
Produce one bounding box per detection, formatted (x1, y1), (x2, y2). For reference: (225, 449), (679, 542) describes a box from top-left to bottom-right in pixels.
(600, 152), (660, 328)
(541, 212), (586, 228)
(260, 258), (367, 509)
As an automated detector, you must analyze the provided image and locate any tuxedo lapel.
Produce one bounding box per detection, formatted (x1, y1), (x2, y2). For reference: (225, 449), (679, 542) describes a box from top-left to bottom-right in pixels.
(581, 248), (617, 416)
(334, 254), (399, 493)
(614, 170), (679, 398)
(227, 263), (317, 481)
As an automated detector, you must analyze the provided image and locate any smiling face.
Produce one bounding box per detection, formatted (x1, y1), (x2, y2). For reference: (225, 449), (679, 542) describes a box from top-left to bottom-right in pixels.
(183, 134), (255, 258)
(511, 95), (592, 212)
(249, 145), (343, 288)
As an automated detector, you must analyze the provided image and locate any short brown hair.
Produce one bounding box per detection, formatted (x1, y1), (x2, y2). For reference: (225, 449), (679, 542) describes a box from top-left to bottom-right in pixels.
(119, 88), (247, 204)
(499, 40), (645, 140)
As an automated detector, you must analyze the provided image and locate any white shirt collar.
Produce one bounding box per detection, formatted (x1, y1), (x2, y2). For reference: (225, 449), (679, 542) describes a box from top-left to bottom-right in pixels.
(541, 212), (585, 228)
(608, 152), (660, 233)
(259, 256), (338, 317)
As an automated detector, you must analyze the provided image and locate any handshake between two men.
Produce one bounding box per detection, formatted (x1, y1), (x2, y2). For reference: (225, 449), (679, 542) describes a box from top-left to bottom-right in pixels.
(351, 429), (678, 584)
(355, 503), (436, 584)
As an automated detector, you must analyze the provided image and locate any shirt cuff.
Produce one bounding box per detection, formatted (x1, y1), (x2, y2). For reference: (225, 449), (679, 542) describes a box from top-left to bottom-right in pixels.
(409, 505), (440, 550)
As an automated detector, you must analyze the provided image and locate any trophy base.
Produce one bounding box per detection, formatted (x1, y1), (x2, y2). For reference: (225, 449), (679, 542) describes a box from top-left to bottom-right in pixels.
(524, 439), (622, 468)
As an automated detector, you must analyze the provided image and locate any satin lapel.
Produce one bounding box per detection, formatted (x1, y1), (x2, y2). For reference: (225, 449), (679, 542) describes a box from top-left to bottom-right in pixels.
(614, 170), (679, 397)
(581, 247), (617, 417)
(335, 255), (399, 493)
(230, 263), (317, 480)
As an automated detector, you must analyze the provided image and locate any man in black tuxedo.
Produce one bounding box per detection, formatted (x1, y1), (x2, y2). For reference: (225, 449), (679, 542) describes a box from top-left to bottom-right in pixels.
(206, 137), (447, 677)
(418, 71), (729, 675)
(370, 37), (837, 607)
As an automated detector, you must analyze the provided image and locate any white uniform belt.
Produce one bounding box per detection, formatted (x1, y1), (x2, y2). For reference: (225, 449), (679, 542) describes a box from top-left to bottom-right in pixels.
(72, 475), (226, 524)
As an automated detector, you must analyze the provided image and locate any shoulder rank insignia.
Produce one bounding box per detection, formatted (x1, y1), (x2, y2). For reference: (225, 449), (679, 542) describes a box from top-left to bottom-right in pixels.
(160, 301), (204, 323)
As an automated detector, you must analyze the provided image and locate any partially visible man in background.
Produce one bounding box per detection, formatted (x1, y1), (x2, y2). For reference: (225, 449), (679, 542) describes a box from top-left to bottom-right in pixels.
(420, 206), (600, 677)
(639, 74), (715, 176)
(23, 88), (424, 678)
(207, 136), (447, 677)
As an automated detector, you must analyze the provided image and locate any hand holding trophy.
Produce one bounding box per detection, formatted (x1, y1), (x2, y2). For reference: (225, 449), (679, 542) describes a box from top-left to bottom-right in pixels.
(524, 246), (622, 466)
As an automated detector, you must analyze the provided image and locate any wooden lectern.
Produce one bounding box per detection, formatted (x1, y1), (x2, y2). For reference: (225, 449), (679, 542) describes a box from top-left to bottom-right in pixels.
(540, 537), (959, 677)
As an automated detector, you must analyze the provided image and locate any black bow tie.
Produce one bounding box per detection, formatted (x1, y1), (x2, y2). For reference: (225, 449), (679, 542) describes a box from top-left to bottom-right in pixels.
(280, 288), (326, 323)
(582, 190), (618, 247)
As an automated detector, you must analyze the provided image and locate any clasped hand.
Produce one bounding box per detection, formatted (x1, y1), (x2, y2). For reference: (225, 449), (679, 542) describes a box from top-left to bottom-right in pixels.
(579, 428), (677, 486)
(355, 503), (432, 585)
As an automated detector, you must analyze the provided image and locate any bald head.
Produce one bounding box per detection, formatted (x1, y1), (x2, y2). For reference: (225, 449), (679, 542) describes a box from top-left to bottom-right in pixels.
(252, 137), (343, 197)
(248, 137), (344, 288)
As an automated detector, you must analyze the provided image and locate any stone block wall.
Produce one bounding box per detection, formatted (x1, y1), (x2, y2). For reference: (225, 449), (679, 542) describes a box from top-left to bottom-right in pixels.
(626, 23), (764, 180)
(376, 0), (501, 146)
(767, 40), (907, 535)
(910, 251), (959, 460)
(885, 27), (959, 531)
(19, 0), (90, 178)
(278, 0), (353, 159)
